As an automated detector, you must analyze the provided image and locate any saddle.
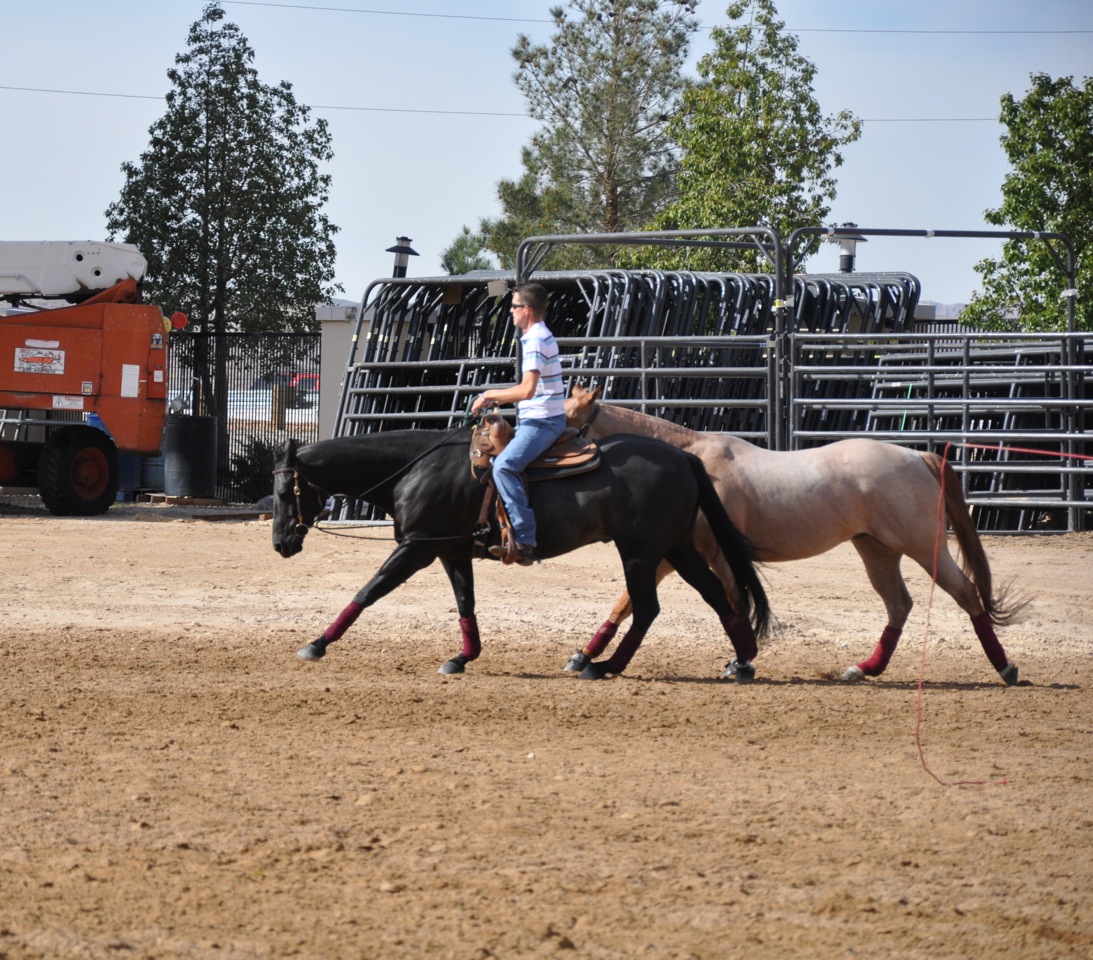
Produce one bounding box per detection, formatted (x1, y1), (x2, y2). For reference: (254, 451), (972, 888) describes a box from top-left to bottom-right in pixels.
(470, 413), (599, 479)
(470, 413), (601, 564)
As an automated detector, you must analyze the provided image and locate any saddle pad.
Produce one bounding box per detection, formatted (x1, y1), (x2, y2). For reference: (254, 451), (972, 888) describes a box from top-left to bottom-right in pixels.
(470, 414), (599, 473)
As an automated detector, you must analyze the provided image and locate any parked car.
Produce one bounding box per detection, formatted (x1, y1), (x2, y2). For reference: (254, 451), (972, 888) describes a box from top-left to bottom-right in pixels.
(289, 372), (319, 394)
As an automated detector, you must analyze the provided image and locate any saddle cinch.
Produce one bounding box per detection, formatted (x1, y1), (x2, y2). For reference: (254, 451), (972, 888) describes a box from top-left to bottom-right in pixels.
(470, 413), (600, 563)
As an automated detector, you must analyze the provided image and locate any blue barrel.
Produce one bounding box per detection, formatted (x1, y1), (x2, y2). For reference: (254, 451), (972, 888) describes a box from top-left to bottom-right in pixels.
(163, 415), (218, 498)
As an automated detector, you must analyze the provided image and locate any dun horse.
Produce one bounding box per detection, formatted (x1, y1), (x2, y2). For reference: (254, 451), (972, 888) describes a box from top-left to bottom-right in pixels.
(565, 384), (1024, 685)
(271, 427), (769, 680)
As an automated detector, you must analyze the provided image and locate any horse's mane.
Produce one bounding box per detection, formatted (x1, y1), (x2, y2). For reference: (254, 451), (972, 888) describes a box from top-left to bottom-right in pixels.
(593, 402), (702, 443)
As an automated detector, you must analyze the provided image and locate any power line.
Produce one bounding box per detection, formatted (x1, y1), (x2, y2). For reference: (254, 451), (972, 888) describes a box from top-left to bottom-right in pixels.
(219, 1), (551, 23)
(0, 84), (1000, 121)
(0, 84), (526, 116)
(0, 84), (162, 102)
(793, 27), (1092, 34)
(218, 2), (1091, 34)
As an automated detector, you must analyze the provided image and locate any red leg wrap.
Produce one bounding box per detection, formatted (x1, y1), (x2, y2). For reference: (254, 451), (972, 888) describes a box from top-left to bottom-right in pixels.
(584, 619), (619, 658)
(721, 613), (758, 663)
(601, 626), (646, 675)
(971, 612), (1008, 672)
(857, 625), (902, 677)
(459, 616), (481, 661)
(326, 600), (364, 643)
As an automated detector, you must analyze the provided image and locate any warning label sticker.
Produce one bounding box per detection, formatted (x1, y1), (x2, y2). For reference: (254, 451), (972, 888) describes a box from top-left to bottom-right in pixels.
(15, 347), (65, 374)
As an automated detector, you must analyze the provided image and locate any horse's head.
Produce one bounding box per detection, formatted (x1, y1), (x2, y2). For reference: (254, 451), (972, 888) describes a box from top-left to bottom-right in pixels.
(272, 438), (324, 559)
(564, 382), (602, 429)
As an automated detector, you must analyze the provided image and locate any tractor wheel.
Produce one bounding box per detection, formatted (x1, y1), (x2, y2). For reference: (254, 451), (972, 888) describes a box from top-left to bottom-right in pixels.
(38, 425), (119, 516)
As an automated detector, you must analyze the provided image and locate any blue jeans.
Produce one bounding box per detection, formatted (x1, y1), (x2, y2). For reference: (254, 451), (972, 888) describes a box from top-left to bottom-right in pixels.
(492, 414), (566, 547)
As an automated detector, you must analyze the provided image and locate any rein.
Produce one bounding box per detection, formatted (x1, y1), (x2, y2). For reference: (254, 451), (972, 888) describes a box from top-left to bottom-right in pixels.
(273, 418), (484, 543)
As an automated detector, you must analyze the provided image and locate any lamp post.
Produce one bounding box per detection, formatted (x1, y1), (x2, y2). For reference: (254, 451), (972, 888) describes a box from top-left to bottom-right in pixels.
(385, 236), (419, 278)
(833, 222), (867, 273)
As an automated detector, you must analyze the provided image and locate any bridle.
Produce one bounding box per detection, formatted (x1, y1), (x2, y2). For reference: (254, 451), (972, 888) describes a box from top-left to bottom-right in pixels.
(272, 465), (323, 537)
(270, 417), (480, 541)
(583, 400), (602, 430)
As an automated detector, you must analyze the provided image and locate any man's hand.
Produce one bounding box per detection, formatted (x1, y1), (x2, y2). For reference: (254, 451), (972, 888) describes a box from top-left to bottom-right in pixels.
(471, 394), (495, 416)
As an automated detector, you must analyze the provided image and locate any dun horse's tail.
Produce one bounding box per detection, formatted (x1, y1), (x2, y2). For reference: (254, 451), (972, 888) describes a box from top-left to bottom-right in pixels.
(687, 453), (771, 639)
(922, 452), (1027, 627)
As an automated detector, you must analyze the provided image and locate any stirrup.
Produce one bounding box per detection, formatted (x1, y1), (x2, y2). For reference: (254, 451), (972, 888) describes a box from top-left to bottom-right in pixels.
(488, 542), (538, 566)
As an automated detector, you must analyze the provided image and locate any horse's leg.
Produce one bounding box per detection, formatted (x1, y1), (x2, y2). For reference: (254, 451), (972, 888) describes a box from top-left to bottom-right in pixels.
(298, 541), (437, 661)
(579, 558), (660, 680)
(565, 558), (673, 673)
(436, 555), (481, 675)
(843, 536), (914, 681)
(847, 533), (1016, 685)
(660, 543), (759, 682)
(921, 547), (1015, 683)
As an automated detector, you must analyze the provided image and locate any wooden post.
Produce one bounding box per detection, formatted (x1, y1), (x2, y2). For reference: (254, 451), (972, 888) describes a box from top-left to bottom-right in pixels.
(271, 383), (288, 431)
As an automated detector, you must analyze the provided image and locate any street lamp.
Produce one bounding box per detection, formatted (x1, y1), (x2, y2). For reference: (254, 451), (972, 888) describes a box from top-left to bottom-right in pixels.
(385, 236), (419, 278)
(832, 222), (867, 273)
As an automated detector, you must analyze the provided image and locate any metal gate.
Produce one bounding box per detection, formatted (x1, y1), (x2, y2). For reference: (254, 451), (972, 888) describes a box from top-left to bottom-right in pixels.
(330, 261), (1089, 532)
(167, 332), (320, 502)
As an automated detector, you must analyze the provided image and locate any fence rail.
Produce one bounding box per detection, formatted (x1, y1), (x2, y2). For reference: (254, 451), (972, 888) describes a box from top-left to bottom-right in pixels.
(164, 264), (1088, 532)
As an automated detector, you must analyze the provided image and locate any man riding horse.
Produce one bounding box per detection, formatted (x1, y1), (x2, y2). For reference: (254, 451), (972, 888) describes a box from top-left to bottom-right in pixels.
(470, 282), (564, 567)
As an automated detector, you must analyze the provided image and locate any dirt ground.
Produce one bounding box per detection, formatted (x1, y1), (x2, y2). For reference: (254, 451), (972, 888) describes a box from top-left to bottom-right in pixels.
(1, 495), (1091, 960)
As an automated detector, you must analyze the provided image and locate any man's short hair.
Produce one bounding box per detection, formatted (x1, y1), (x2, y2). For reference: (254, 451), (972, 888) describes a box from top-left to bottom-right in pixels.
(514, 282), (549, 315)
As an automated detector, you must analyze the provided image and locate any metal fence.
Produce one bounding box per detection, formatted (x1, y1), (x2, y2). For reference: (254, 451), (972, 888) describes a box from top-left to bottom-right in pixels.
(330, 267), (1089, 533)
(788, 331), (1090, 531)
(167, 332), (320, 502)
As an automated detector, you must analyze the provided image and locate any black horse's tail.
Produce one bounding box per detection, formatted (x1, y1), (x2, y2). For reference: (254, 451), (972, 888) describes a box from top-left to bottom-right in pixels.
(687, 453), (770, 639)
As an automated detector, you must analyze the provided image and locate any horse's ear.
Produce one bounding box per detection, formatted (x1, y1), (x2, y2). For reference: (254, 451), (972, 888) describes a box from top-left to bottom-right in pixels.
(591, 386), (603, 400)
(280, 438), (298, 466)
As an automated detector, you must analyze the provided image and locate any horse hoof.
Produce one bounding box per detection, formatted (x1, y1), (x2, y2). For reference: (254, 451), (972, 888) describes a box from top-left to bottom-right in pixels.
(438, 655), (468, 675)
(564, 651), (591, 673)
(999, 662), (1018, 686)
(721, 659), (755, 683)
(297, 642), (326, 661)
(842, 665), (865, 682)
(579, 662), (614, 681)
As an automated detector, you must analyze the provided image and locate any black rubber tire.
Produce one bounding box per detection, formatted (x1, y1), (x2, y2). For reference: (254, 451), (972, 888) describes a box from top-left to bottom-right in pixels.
(38, 425), (119, 516)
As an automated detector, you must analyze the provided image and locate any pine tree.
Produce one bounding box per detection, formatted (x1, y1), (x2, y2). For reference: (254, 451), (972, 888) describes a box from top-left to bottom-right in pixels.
(105, 3), (339, 335)
(478, 0), (698, 269)
(440, 226), (497, 275)
(652, 0), (860, 272)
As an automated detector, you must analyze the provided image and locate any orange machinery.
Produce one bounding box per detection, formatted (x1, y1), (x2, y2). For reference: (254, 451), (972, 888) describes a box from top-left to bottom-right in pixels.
(0, 241), (184, 514)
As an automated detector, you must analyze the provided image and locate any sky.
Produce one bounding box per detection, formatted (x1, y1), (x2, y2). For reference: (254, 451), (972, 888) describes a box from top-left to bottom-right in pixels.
(3, 1), (1091, 306)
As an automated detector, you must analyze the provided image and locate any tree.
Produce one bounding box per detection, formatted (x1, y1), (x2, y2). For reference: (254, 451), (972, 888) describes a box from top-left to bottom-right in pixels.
(479, 0), (699, 270)
(650, 0), (860, 272)
(105, 4), (339, 336)
(440, 226), (497, 275)
(963, 73), (1092, 333)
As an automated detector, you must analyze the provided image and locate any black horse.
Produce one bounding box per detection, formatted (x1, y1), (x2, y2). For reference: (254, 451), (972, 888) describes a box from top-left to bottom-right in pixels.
(272, 427), (770, 680)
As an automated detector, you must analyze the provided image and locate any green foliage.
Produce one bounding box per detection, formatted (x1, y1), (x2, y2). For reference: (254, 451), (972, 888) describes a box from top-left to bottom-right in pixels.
(105, 3), (340, 334)
(440, 226), (497, 275)
(229, 433), (279, 503)
(650, 0), (860, 273)
(481, 0), (698, 270)
(963, 73), (1092, 332)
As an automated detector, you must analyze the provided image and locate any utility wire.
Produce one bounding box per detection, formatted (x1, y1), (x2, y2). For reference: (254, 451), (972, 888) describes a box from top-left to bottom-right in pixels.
(0, 85), (999, 121)
(219, 1), (552, 22)
(218, 1), (1092, 34)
